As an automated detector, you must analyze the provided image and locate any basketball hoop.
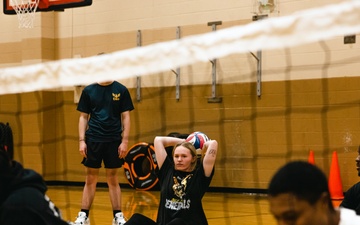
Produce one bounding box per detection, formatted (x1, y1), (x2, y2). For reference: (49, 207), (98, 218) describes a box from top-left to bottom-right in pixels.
(10, 0), (40, 28)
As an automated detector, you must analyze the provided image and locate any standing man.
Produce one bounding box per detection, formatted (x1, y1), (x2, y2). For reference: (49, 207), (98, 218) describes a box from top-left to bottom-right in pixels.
(340, 146), (360, 215)
(72, 80), (134, 225)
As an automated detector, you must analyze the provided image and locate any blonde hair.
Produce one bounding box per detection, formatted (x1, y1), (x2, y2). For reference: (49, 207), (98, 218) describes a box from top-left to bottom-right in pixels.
(172, 142), (198, 171)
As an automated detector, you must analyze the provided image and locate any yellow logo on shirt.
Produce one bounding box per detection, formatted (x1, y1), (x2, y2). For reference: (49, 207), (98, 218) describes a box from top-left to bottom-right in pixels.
(112, 93), (120, 101)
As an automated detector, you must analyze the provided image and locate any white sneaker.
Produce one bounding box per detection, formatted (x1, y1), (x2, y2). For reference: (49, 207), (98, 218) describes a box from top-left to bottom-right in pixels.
(112, 212), (126, 225)
(72, 212), (90, 225)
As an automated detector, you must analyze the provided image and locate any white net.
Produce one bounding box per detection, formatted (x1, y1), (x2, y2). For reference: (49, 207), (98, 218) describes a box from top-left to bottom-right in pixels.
(0, 0), (360, 94)
(10, 0), (40, 28)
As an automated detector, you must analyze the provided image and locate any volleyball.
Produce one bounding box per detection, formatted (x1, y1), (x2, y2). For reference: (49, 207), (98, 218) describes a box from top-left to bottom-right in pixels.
(185, 131), (209, 150)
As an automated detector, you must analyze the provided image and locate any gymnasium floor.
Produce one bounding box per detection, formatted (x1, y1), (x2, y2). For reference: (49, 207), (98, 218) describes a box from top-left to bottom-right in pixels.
(47, 186), (277, 225)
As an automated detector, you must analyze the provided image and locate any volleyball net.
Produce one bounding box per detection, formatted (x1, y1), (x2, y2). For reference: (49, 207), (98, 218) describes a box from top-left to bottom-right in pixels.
(0, 0), (360, 95)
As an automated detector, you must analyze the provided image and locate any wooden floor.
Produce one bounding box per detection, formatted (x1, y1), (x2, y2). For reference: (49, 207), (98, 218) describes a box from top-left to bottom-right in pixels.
(47, 186), (277, 225)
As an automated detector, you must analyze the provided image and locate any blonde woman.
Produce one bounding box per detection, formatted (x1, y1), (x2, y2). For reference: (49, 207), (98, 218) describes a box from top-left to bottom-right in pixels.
(126, 135), (218, 225)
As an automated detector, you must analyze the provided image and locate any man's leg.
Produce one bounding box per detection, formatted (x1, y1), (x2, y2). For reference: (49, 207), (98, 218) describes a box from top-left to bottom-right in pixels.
(106, 168), (121, 210)
(81, 167), (99, 209)
(72, 167), (99, 224)
(106, 168), (127, 225)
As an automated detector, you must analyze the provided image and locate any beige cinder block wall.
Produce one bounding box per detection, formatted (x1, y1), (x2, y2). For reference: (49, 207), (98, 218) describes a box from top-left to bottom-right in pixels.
(2, 75), (360, 190)
(1, 0), (360, 190)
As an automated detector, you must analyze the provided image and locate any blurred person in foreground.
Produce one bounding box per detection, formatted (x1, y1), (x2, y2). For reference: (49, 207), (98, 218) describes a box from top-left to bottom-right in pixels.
(268, 160), (360, 225)
(340, 146), (360, 215)
(0, 122), (69, 225)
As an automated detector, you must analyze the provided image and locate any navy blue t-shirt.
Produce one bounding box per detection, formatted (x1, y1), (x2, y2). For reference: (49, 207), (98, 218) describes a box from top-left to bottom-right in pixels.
(77, 81), (134, 142)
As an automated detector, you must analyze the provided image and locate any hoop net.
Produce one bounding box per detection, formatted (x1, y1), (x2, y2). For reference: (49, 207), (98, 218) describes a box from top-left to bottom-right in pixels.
(10, 0), (39, 28)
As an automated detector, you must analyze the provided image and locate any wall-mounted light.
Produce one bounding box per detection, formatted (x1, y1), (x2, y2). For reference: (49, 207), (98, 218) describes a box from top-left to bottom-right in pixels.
(259, 0), (275, 14)
(253, 0), (278, 16)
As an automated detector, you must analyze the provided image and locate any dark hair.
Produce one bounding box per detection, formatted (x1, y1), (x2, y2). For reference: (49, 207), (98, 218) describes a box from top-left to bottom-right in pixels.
(0, 149), (11, 173)
(268, 161), (333, 209)
(167, 132), (189, 139)
(0, 122), (13, 177)
(0, 122), (14, 160)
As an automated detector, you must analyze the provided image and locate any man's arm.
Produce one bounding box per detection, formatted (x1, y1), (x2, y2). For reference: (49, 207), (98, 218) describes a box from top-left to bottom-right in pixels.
(79, 112), (88, 157)
(119, 110), (131, 158)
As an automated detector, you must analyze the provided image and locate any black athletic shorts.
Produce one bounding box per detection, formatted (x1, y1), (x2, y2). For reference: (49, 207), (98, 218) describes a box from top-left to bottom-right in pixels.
(81, 140), (124, 168)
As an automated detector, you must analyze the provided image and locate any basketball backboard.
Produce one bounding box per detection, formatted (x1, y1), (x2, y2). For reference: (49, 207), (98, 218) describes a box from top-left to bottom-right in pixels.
(3, 0), (92, 15)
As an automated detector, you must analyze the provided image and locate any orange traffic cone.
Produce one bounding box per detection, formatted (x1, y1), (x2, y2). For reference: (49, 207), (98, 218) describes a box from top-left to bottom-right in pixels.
(308, 150), (315, 165)
(328, 151), (344, 200)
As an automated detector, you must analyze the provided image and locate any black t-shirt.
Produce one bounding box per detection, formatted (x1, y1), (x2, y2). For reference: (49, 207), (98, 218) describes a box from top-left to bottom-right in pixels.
(77, 81), (134, 142)
(341, 182), (360, 215)
(156, 156), (214, 225)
